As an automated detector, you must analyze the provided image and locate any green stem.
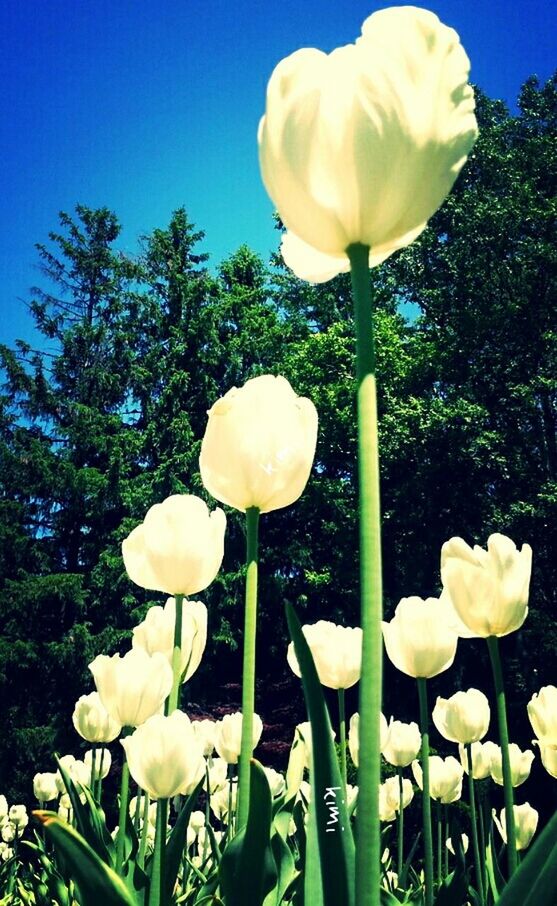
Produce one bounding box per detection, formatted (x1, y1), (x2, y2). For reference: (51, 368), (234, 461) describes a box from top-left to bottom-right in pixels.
(467, 744), (485, 904)
(133, 785), (142, 836)
(486, 636), (517, 876)
(138, 791), (150, 870)
(168, 594), (184, 713)
(116, 732), (131, 874)
(478, 787), (487, 892)
(348, 242), (383, 906)
(443, 806), (448, 878)
(397, 768), (404, 879)
(96, 747), (105, 803)
(417, 678), (434, 906)
(237, 506), (260, 831)
(436, 801), (442, 886)
(148, 797), (168, 906)
(338, 688), (347, 794)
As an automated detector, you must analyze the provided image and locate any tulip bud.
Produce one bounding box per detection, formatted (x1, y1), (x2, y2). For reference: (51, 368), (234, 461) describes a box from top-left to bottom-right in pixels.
(382, 597), (458, 679)
(210, 780), (238, 823)
(258, 7), (477, 281)
(382, 720), (421, 768)
(121, 710), (205, 800)
(0, 842), (13, 862)
(0, 796), (7, 819)
(2, 823), (15, 843)
(533, 740), (557, 779)
(84, 748), (111, 780)
(199, 375), (318, 514)
(204, 757), (228, 794)
(287, 621), (362, 689)
(72, 692), (121, 744)
(132, 597), (207, 684)
(192, 719), (218, 757)
(33, 772), (59, 802)
(378, 783), (397, 822)
(493, 803), (538, 850)
(8, 805), (28, 831)
(214, 712), (263, 765)
(122, 494), (226, 596)
(129, 794), (157, 826)
(264, 767), (286, 798)
(441, 533), (532, 638)
(489, 743), (534, 787)
(383, 776), (414, 813)
(89, 648), (173, 728)
(412, 756), (464, 803)
(458, 740), (498, 779)
(527, 686), (557, 742)
(432, 688), (490, 744)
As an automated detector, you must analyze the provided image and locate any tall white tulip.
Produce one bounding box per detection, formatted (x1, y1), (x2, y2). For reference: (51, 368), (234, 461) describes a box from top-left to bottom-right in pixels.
(72, 691), (122, 743)
(348, 712), (388, 768)
(527, 685), (557, 742)
(132, 597), (207, 684)
(382, 720), (422, 768)
(458, 740), (499, 779)
(412, 756), (464, 804)
(199, 375), (318, 514)
(432, 689), (490, 744)
(382, 597), (458, 679)
(84, 749), (111, 780)
(441, 534), (532, 638)
(489, 743), (534, 787)
(89, 649), (173, 728)
(533, 740), (557, 779)
(493, 803), (538, 850)
(383, 776), (414, 813)
(192, 719), (218, 757)
(33, 773), (58, 802)
(214, 712), (263, 765)
(122, 494), (226, 596)
(258, 7), (477, 282)
(121, 711), (204, 800)
(287, 621), (362, 689)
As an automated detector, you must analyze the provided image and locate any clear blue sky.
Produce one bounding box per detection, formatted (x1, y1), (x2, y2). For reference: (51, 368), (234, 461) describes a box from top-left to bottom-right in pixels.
(0, 0), (555, 347)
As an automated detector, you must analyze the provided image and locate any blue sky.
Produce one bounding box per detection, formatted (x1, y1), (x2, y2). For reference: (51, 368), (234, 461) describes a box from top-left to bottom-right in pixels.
(0, 0), (555, 347)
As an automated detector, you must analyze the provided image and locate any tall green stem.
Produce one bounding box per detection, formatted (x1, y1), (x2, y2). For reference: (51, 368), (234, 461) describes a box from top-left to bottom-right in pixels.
(443, 806), (448, 878)
(138, 791), (150, 870)
(168, 594), (184, 714)
(397, 768), (404, 879)
(237, 507), (260, 831)
(148, 797), (168, 906)
(116, 731), (131, 873)
(348, 243), (382, 906)
(466, 743), (485, 904)
(417, 678), (434, 906)
(338, 688), (347, 794)
(486, 636), (517, 875)
(436, 801), (442, 885)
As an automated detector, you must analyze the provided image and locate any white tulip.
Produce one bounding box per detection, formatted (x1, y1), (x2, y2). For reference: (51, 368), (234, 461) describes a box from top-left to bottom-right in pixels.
(204, 757), (228, 794)
(527, 686), (557, 742)
(432, 689), (490, 744)
(489, 743), (534, 787)
(192, 719), (218, 757)
(72, 691), (121, 744)
(533, 739), (557, 779)
(383, 776), (414, 813)
(412, 756), (463, 803)
(33, 772), (58, 802)
(446, 833), (469, 855)
(129, 794), (157, 826)
(214, 712), (263, 765)
(441, 534), (532, 638)
(382, 720), (421, 768)
(8, 805), (27, 830)
(200, 375), (318, 514)
(121, 710), (205, 800)
(84, 748), (111, 780)
(132, 597), (207, 684)
(458, 740), (499, 779)
(89, 648), (173, 728)
(382, 597), (458, 679)
(264, 767), (286, 798)
(210, 780), (237, 823)
(287, 620), (362, 689)
(493, 803), (538, 850)
(122, 494), (226, 596)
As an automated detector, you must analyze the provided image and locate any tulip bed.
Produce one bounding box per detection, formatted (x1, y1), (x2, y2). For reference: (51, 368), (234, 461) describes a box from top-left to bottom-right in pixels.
(1, 6), (557, 906)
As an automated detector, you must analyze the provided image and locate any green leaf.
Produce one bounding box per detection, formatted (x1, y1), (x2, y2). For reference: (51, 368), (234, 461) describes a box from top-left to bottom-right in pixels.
(164, 776), (204, 902)
(286, 602), (355, 906)
(55, 755), (114, 866)
(497, 809), (557, 906)
(219, 759), (277, 906)
(34, 811), (137, 906)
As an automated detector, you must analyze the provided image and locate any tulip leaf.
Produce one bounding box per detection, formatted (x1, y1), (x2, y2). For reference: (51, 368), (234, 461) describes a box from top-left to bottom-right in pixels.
(33, 811), (137, 906)
(285, 602), (355, 906)
(496, 809), (557, 906)
(219, 759), (277, 906)
(55, 755), (114, 866)
(164, 776), (204, 902)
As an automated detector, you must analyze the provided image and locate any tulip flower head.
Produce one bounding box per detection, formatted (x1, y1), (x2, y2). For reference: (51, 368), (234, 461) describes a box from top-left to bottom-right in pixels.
(287, 620), (362, 689)
(382, 596), (459, 679)
(258, 6), (477, 282)
(446, 833), (469, 856)
(458, 740), (499, 779)
(533, 739), (557, 779)
(382, 719), (422, 768)
(200, 375), (318, 514)
(493, 803), (538, 850)
(72, 691), (122, 744)
(122, 494), (226, 596)
(132, 597), (207, 684)
(121, 710), (205, 800)
(84, 748), (111, 780)
(527, 685), (557, 742)
(432, 688), (490, 744)
(489, 742), (535, 788)
(89, 649), (173, 728)
(192, 718), (218, 757)
(412, 755), (464, 803)
(348, 711), (388, 768)
(441, 533), (532, 638)
(33, 772), (59, 803)
(383, 776), (414, 813)
(214, 711), (263, 765)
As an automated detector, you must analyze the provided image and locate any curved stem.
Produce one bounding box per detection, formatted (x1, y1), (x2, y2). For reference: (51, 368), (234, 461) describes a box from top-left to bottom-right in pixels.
(237, 506), (260, 831)
(466, 744), (485, 904)
(168, 594), (184, 713)
(417, 678), (434, 906)
(486, 636), (517, 875)
(397, 768), (404, 879)
(348, 242), (383, 906)
(338, 688), (347, 794)
(148, 797), (168, 906)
